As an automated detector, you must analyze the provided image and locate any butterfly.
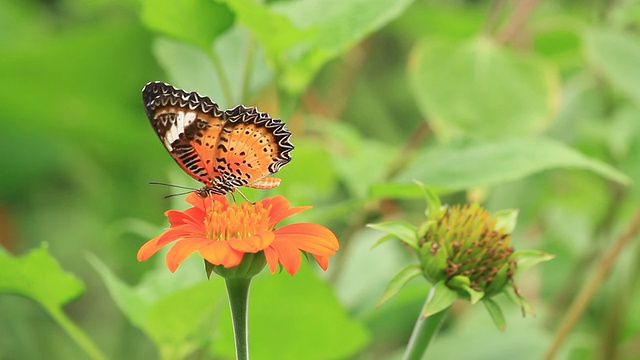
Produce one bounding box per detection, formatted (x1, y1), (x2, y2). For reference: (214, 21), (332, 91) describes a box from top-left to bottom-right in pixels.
(142, 81), (293, 197)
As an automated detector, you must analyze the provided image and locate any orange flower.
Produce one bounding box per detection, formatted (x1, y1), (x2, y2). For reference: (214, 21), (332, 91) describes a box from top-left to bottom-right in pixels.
(137, 193), (339, 275)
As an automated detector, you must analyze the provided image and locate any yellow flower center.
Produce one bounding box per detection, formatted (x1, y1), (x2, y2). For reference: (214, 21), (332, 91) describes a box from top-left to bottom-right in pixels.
(204, 200), (271, 240)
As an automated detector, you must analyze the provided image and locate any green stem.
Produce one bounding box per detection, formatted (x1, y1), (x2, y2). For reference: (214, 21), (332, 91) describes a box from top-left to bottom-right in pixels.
(46, 306), (107, 360)
(208, 50), (234, 106)
(402, 307), (448, 360)
(225, 277), (252, 360)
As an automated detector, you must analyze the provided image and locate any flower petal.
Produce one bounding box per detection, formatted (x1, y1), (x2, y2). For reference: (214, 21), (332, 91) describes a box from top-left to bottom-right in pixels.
(263, 247), (279, 273)
(165, 236), (211, 272)
(136, 224), (199, 261)
(166, 207), (205, 227)
(261, 196), (311, 227)
(273, 223), (339, 256)
(228, 232), (275, 253)
(185, 192), (228, 212)
(198, 242), (244, 268)
(267, 237), (302, 275)
(314, 255), (330, 271)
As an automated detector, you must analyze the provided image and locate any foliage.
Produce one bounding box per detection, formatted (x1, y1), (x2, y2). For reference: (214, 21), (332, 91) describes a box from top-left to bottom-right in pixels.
(1, 0), (640, 359)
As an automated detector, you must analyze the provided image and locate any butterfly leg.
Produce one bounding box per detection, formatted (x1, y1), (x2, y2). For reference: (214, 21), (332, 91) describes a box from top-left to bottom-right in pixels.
(235, 188), (252, 203)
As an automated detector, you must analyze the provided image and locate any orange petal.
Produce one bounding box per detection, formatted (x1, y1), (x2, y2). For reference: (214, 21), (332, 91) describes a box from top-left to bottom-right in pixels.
(198, 242), (244, 268)
(273, 223), (339, 256)
(261, 196), (311, 227)
(166, 208), (205, 227)
(137, 234), (165, 261)
(136, 225), (197, 261)
(268, 238), (302, 275)
(314, 255), (330, 271)
(228, 231), (275, 253)
(185, 192), (228, 212)
(165, 236), (210, 272)
(263, 247), (279, 273)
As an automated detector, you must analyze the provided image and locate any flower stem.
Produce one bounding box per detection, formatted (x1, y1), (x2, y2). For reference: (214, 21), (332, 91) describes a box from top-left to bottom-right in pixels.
(46, 306), (107, 360)
(225, 277), (252, 360)
(402, 306), (448, 360)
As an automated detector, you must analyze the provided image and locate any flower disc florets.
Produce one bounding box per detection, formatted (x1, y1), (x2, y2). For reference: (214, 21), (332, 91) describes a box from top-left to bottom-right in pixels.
(420, 203), (516, 297)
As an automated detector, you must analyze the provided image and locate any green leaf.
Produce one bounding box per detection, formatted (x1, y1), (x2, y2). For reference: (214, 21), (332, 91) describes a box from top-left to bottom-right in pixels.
(391, 137), (630, 196)
(410, 37), (560, 140)
(512, 250), (555, 275)
(448, 275), (484, 304)
(0, 244), (84, 310)
(423, 280), (457, 318)
(90, 255), (224, 358)
(367, 221), (419, 249)
(419, 183), (443, 219)
(585, 29), (640, 105)
(141, 0), (234, 50)
(492, 209), (519, 234)
(377, 264), (423, 307)
(274, 0), (415, 94)
(0, 247), (105, 359)
(219, 0), (309, 57)
(483, 298), (507, 331)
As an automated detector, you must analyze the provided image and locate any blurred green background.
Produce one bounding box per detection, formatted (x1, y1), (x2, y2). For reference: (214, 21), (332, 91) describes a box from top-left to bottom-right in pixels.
(1, 0), (640, 359)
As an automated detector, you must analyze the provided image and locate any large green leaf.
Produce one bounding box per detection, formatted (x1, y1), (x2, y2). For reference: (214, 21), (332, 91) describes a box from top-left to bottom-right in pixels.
(215, 0), (414, 95)
(379, 137), (630, 196)
(219, 0), (309, 57)
(90, 256), (223, 359)
(409, 37), (560, 140)
(0, 245), (84, 311)
(141, 0), (234, 50)
(585, 29), (640, 105)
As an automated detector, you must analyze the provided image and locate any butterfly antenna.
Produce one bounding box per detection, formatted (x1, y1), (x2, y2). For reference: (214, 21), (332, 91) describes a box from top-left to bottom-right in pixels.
(163, 190), (194, 199)
(148, 181), (199, 191)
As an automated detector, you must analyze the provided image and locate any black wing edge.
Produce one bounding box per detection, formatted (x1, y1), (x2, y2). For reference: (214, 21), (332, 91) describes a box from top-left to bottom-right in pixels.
(141, 81), (222, 119)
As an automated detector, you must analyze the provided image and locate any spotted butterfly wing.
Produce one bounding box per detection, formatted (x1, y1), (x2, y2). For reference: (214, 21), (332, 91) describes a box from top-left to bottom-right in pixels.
(142, 81), (293, 195)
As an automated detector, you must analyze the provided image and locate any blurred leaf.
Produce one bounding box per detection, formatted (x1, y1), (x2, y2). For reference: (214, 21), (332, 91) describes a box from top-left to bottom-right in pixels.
(273, 0), (415, 94)
(0, 245), (84, 309)
(409, 37), (559, 140)
(389, 137), (630, 196)
(141, 0), (234, 50)
(483, 298), (506, 332)
(512, 250), (555, 275)
(492, 209), (519, 234)
(90, 255), (223, 358)
(318, 121), (395, 198)
(367, 221), (419, 249)
(585, 28), (640, 105)
(220, 0), (309, 56)
(377, 264), (422, 307)
(423, 280), (457, 318)
(607, 105), (640, 160)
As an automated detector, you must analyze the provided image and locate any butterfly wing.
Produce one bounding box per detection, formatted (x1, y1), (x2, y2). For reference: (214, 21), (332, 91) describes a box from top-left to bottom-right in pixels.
(212, 105), (293, 190)
(143, 81), (294, 195)
(142, 81), (226, 186)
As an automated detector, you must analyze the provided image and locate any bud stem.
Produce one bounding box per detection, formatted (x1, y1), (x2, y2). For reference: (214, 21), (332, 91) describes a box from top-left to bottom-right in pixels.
(402, 306), (448, 360)
(225, 277), (252, 360)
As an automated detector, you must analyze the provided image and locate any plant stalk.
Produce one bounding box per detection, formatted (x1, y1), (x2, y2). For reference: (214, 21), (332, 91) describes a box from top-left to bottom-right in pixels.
(225, 277), (252, 360)
(402, 306), (448, 360)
